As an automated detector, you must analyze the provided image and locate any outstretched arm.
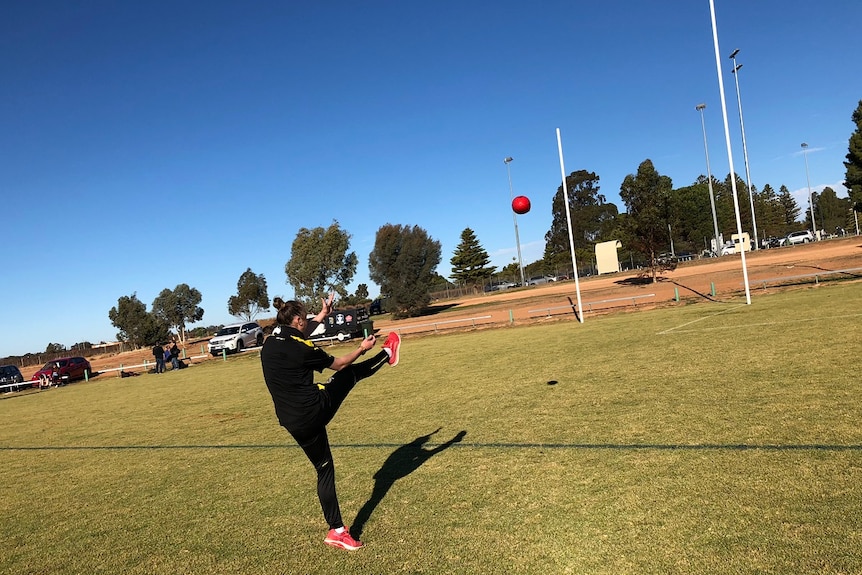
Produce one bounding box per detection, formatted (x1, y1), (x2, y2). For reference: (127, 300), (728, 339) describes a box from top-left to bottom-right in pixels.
(311, 292), (335, 323)
(329, 334), (377, 371)
(303, 293), (335, 337)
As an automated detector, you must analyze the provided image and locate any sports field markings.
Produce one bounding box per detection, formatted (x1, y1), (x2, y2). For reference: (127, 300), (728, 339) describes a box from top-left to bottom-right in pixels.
(3, 442), (861, 452)
(657, 304), (744, 335)
(658, 308), (862, 336)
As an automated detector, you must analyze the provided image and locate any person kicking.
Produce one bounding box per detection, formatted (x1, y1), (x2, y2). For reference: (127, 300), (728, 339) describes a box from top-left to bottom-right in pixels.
(260, 295), (401, 550)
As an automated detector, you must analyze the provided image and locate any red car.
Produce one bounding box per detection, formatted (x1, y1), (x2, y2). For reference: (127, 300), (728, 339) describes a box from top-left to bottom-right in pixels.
(30, 356), (93, 386)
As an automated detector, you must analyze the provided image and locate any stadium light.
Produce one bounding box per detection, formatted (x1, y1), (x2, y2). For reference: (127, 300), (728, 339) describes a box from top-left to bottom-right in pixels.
(696, 103), (721, 255)
(801, 143), (817, 237)
(504, 157), (526, 287)
(729, 49), (759, 249)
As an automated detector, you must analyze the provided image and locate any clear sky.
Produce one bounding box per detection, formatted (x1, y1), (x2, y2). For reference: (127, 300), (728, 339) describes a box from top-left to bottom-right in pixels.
(3, 1), (859, 357)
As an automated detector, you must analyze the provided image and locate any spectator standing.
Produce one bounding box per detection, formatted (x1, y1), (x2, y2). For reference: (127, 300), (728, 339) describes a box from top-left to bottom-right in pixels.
(152, 343), (165, 374)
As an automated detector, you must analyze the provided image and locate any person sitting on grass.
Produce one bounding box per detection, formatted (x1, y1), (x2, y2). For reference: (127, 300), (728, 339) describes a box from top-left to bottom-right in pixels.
(169, 342), (181, 370)
(260, 294), (400, 551)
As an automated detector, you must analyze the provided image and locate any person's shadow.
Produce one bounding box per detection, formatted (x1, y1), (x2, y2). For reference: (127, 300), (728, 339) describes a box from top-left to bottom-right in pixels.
(351, 428), (467, 539)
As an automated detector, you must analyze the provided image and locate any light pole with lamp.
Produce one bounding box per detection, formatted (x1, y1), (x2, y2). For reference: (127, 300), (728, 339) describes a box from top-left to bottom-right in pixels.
(504, 157), (526, 287)
(696, 103), (721, 255)
(729, 48), (759, 249)
(801, 143), (817, 237)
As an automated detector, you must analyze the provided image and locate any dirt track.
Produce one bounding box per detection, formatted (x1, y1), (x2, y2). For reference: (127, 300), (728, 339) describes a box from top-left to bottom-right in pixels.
(21, 236), (862, 381)
(373, 235), (862, 334)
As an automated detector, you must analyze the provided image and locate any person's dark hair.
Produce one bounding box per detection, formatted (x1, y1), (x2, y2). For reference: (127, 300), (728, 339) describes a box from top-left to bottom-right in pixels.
(273, 297), (307, 326)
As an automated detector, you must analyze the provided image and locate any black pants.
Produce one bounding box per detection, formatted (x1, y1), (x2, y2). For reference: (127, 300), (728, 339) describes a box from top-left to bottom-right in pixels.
(288, 351), (388, 530)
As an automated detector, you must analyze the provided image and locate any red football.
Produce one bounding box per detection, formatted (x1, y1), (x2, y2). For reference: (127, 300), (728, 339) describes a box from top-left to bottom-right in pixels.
(512, 195), (531, 215)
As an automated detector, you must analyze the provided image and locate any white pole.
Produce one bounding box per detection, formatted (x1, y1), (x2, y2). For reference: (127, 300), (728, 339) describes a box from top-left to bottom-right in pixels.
(555, 128), (584, 323)
(709, 0), (751, 304)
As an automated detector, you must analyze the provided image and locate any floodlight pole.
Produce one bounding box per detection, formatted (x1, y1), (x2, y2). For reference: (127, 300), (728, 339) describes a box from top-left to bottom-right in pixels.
(729, 49), (759, 249)
(801, 143), (817, 238)
(504, 157), (526, 287)
(709, 0), (751, 304)
(696, 103), (721, 255)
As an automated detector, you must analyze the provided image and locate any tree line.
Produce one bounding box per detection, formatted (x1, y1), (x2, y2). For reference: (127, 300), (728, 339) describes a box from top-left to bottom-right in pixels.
(16, 100), (856, 356)
(105, 99), (862, 344)
(452, 99), (862, 288)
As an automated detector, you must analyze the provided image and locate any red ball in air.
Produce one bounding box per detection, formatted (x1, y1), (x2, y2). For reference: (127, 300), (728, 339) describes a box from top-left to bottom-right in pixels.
(512, 195), (531, 215)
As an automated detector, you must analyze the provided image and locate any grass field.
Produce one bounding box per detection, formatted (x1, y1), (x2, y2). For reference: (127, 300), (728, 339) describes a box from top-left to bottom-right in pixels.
(2, 282), (862, 574)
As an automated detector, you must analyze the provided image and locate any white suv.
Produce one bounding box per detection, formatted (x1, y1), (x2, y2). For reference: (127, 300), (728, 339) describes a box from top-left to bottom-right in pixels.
(208, 322), (264, 356)
(785, 230), (814, 245)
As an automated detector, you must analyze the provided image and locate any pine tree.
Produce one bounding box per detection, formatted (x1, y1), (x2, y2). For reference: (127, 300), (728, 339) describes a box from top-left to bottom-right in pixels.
(777, 185), (801, 231)
(450, 228), (495, 289)
(619, 159), (673, 282)
(843, 100), (862, 207)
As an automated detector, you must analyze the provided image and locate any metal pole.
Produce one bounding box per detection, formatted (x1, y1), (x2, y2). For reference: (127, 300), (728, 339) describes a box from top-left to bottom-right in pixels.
(504, 157), (526, 287)
(730, 51), (759, 249)
(801, 143), (817, 237)
(697, 103), (721, 255)
(710, 0), (751, 304)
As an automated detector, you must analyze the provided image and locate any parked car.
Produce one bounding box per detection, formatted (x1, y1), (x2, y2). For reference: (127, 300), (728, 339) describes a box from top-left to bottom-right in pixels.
(208, 322), (264, 356)
(785, 230), (814, 245)
(30, 356), (92, 386)
(720, 242), (736, 256)
(0, 365), (25, 392)
(484, 281), (517, 293)
(369, 297), (390, 315)
(527, 276), (556, 286)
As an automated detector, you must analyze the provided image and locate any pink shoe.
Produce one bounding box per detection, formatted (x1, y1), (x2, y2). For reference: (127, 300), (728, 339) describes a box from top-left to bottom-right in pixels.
(324, 527), (364, 551)
(382, 332), (400, 366)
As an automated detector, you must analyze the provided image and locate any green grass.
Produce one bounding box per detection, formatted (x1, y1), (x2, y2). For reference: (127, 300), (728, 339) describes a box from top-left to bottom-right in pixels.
(2, 282), (862, 574)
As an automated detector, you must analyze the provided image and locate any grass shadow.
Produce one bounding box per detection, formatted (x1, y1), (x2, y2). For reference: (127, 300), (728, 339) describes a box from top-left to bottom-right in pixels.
(351, 428), (467, 539)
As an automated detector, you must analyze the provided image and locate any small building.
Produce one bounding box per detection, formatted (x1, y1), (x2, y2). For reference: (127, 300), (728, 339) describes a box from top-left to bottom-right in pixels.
(595, 240), (622, 275)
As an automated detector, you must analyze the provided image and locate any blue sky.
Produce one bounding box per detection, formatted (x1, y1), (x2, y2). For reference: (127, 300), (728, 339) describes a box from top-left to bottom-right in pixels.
(2, 1), (859, 357)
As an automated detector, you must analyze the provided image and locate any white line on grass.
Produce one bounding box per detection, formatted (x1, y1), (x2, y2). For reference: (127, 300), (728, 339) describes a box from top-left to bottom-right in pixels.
(657, 304), (746, 335)
(659, 311), (862, 336)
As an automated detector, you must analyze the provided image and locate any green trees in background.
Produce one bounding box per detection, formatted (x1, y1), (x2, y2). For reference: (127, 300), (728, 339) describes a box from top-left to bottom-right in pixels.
(369, 224), (441, 318)
(450, 228), (495, 290)
(619, 160), (674, 282)
(93, 101), (854, 352)
(777, 185), (801, 229)
(108, 294), (172, 348)
(228, 268), (270, 321)
(285, 220), (358, 306)
(544, 170), (617, 275)
(844, 100), (862, 208)
(151, 284), (204, 344)
(811, 186), (853, 234)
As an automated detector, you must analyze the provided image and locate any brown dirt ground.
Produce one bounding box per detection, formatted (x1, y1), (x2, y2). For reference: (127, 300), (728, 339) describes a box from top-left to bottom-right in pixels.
(21, 236), (862, 381)
(371, 235), (862, 335)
